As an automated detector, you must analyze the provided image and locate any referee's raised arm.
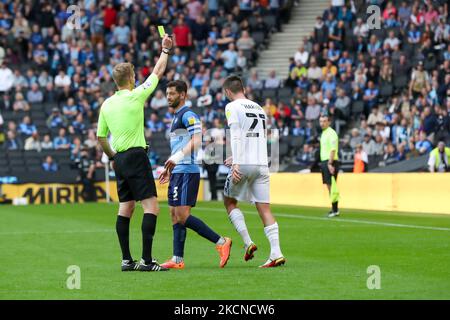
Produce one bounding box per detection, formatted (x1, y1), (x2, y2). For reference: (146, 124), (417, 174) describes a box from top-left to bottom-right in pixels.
(94, 34), (174, 272)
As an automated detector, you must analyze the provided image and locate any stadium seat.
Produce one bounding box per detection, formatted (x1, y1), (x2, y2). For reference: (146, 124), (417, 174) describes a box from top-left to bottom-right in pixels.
(279, 142), (289, 158)
(393, 75), (408, 91)
(289, 136), (304, 152)
(263, 15), (277, 33)
(380, 83), (394, 101)
(248, 16), (258, 29)
(251, 31), (266, 49)
(25, 158), (41, 166)
(351, 101), (364, 115)
(261, 88), (278, 100)
(6, 150), (23, 158)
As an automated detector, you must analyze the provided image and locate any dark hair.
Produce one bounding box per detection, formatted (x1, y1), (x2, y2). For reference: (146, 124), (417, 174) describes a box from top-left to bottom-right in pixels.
(167, 80), (188, 93)
(223, 75), (244, 94)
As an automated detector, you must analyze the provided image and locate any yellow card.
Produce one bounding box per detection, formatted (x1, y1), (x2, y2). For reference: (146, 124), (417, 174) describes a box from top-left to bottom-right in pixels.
(158, 25), (165, 38)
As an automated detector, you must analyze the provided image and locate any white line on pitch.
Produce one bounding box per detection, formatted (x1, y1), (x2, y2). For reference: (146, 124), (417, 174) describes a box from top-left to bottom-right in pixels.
(173, 205), (450, 232)
(0, 229), (112, 236)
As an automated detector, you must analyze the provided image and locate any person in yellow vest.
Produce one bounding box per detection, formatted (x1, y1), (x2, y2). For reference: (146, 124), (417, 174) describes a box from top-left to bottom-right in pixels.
(319, 114), (340, 217)
(428, 141), (450, 172)
(353, 144), (369, 173)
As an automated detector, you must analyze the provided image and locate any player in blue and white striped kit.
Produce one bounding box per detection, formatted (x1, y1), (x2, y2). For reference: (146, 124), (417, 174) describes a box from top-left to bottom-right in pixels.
(158, 80), (232, 269)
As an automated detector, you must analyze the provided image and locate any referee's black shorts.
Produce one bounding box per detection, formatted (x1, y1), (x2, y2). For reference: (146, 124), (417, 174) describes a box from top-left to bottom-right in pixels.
(113, 147), (157, 202)
(321, 160), (340, 185)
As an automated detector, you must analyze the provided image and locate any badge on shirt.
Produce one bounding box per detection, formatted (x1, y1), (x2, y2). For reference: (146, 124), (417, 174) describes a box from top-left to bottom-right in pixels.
(188, 116), (198, 125)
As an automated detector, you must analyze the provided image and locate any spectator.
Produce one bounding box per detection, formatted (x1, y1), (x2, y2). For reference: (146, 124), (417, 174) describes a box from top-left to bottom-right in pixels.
(409, 61), (430, 99)
(428, 141), (450, 172)
(362, 134), (376, 156)
(24, 132), (41, 152)
(349, 128), (363, 150)
(237, 50), (247, 71)
(383, 142), (399, 166)
(353, 144), (368, 173)
(173, 18), (192, 50)
(62, 98), (78, 120)
(53, 128), (70, 150)
(296, 144), (314, 166)
(42, 155), (58, 172)
(12, 92), (30, 112)
(236, 30), (255, 51)
(197, 87), (213, 108)
(334, 88), (350, 119)
(307, 58), (322, 81)
(294, 45), (309, 65)
(41, 134), (54, 150)
(47, 108), (68, 129)
(26, 83), (44, 104)
(264, 70), (281, 89)
(220, 43), (238, 73)
(373, 134), (385, 155)
(146, 113), (165, 133)
(353, 18), (369, 38)
(54, 70), (71, 88)
(113, 17), (130, 46)
(305, 97), (321, 121)
(4, 130), (22, 150)
(247, 70), (263, 90)
(415, 131), (433, 154)
(0, 62), (14, 93)
(18, 116), (37, 137)
(150, 90), (168, 110)
(363, 81), (379, 115)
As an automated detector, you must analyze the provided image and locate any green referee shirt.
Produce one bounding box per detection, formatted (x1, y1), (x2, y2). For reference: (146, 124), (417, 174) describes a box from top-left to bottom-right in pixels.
(96, 74), (159, 152)
(320, 126), (339, 161)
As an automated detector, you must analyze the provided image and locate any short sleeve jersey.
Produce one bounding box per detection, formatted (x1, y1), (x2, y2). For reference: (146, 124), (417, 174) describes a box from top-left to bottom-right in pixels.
(97, 74), (158, 152)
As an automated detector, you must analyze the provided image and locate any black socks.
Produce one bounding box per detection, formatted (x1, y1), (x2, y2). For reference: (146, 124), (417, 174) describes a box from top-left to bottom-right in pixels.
(142, 213), (157, 264)
(116, 215), (132, 261)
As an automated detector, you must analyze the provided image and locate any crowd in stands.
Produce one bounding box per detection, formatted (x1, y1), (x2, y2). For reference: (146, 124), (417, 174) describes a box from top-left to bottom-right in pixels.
(285, 0), (449, 170)
(0, 0), (291, 173)
(0, 0), (449, 175)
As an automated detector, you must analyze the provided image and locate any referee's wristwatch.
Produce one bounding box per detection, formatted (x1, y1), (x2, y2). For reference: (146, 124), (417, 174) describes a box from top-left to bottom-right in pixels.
(162, 47), (171, 55)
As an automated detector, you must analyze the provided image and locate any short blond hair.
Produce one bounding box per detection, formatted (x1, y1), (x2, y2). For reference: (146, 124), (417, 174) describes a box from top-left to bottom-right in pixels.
(112, 62), (134, 87)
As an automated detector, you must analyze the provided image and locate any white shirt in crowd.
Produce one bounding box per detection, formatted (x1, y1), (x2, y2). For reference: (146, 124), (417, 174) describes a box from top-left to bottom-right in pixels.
(54, 73), (71, 87)
(0, 65), (14, 92)
(294, 50), (309, 65)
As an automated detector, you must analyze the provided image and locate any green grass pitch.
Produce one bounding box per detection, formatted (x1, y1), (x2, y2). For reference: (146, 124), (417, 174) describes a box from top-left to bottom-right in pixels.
(1, 201), (450, 300)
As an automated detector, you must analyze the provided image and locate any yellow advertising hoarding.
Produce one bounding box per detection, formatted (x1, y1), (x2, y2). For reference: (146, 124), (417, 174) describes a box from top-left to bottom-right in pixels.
(1, 181), (203, 205)
(270, 173), (450, 215)
(1, 174), (448, 215)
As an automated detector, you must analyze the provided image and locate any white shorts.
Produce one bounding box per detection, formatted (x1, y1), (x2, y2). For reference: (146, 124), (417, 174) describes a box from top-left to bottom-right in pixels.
(224, 165), (270, 203)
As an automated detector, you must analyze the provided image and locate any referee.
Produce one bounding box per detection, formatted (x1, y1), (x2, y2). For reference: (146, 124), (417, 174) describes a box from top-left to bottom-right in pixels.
(319, 114), (340, 218)
(96, 35), (173, 272)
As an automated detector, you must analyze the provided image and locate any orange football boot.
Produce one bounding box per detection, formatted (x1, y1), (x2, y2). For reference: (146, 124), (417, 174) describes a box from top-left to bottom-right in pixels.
(216, 237), (232, 268)
(160, 259), (185, 269)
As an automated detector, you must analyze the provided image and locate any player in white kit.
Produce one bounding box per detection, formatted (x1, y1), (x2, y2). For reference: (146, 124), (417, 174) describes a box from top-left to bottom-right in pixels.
(222, 75), (285, 268)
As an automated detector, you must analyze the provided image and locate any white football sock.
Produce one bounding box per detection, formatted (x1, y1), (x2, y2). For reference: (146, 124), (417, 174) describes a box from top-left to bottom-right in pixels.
(171, 256), (183, 263)
(229, 208), (253, 247)
(264, 222), (283, 260)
